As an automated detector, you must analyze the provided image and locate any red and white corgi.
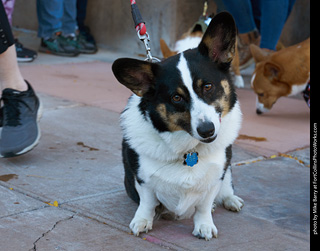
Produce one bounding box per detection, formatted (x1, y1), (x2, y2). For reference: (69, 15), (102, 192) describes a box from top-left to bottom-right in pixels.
(112, 12), (243, 241)
(250, 38), (310, 114)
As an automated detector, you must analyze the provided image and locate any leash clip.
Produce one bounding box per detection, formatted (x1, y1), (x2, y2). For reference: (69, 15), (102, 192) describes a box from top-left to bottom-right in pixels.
(137, 31), (160, 63)
(137, 31), (151, 58)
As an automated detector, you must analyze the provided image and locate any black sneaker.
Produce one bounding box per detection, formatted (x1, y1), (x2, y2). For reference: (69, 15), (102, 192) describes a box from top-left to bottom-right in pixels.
(76, 27), (98, 54)
(0, 81), (41, 158)
(76, 32), (98, 54)
(39, 32), (79, 57)
(15, 39), (38, 62)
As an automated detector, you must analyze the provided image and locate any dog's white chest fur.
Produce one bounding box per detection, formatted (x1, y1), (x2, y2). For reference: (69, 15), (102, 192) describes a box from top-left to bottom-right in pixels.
(139, 149), (225, 218)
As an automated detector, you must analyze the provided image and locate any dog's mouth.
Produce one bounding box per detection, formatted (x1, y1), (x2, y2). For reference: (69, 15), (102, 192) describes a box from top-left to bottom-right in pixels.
(256, 99), (271, 115)
(200, 134), (217, 143)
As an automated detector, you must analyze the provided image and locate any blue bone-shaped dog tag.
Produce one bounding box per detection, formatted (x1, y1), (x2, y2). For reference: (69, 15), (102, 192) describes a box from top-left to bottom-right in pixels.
(184, 152), (198, 167)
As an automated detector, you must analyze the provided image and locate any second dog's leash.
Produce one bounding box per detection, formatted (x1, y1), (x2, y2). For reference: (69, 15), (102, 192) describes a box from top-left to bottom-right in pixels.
(130, 0), (160, 63)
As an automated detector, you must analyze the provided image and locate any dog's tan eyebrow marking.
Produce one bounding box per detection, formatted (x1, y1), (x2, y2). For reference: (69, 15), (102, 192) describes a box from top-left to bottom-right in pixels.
(176, 87), (187, 97)
(196, 79), (203, 89)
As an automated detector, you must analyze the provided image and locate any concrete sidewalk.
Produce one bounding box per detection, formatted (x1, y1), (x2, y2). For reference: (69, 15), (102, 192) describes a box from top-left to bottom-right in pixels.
(0, 40), (310, 250)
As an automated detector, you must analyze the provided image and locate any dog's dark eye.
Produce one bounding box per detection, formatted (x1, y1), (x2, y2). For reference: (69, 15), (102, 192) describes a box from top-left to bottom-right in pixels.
(172, 94), (183, 103)
(258, 93), (264, 97)
(203, 83), (213, 93)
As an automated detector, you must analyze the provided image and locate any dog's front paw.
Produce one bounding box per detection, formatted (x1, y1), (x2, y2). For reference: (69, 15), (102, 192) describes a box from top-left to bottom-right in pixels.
(129, 216), (153, 236)
(223, 195), (244, 212)
(234, 75), (245, 88)
(192, 223), (218, 241)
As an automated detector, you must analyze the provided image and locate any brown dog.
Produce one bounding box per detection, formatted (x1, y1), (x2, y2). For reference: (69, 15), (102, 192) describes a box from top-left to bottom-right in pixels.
(250, 38), (310, 114)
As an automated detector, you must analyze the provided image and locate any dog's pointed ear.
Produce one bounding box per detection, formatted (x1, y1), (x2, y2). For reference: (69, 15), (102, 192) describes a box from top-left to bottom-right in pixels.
(160, 39), (177, 59)
(250, 44), (271, 63)
(112, 58), (158, 97)
(198, 12), (236, 65)
(264, 62), (282, 82)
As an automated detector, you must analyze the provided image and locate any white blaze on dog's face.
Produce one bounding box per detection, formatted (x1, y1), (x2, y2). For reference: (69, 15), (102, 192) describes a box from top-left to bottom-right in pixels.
(177, 54), (221, 142)
(112, 12), (237, 143)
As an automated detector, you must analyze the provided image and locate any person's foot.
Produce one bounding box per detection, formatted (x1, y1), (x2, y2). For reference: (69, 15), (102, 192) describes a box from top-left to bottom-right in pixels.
(0, 81), (41, 158)
(39, 32), (80, 57)
(76, 27), (98, 54)
(237, 29), (260, 69)
(15, 39), (38, 62)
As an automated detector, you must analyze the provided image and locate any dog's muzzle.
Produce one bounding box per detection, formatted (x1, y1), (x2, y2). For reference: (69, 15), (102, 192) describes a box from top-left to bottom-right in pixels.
(256, 98), (270, 115)
(197, 121), (217, 143)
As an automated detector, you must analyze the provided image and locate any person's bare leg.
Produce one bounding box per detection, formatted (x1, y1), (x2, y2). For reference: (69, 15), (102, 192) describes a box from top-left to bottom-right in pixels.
(0, 1), (40, 158)
(0, 44), (27, 91)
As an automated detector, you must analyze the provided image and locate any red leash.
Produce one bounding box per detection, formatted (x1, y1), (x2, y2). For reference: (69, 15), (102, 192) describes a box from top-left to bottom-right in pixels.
(130, 0), (160, 62)
(130, 0), (147, 36)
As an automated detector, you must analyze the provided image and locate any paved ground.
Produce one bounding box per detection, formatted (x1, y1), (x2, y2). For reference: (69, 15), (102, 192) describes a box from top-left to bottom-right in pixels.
(0, 31), (310, 250)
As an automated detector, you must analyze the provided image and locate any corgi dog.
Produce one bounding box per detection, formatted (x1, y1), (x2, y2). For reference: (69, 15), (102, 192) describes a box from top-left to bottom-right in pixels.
(112, 12), (244, 241)
(250, 38), (310, 114)
(160, 14), (245, 89)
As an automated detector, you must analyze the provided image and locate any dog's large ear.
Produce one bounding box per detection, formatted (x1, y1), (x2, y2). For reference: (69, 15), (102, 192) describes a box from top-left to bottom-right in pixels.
(112, 58), (158, 97)
(198, 12), (236, 65)
(250, 44), (272, 63)
(264, 62), (289, 93)
(264, 62), (282, 82)
(160, 39), (177, 58)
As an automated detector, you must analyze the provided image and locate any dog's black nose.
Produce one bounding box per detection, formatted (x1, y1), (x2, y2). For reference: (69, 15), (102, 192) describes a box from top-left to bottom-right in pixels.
(197, 122), (215, 139)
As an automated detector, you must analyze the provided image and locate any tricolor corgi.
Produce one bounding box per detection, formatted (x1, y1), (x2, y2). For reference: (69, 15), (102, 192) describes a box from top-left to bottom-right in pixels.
(112, 12), (243, 241)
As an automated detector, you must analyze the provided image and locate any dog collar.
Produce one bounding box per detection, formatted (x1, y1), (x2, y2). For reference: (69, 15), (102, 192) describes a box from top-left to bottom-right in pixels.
(183, 152), (199, 167)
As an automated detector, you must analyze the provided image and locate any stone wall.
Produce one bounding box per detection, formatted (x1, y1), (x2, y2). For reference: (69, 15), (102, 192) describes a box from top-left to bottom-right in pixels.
(12, 0), (310, 57)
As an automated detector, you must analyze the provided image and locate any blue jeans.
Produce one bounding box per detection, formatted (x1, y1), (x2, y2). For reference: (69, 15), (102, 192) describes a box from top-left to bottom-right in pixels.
(76, 0), (88, 31)
(37, 0), (77, 38)
(222, 0), (296, 50)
